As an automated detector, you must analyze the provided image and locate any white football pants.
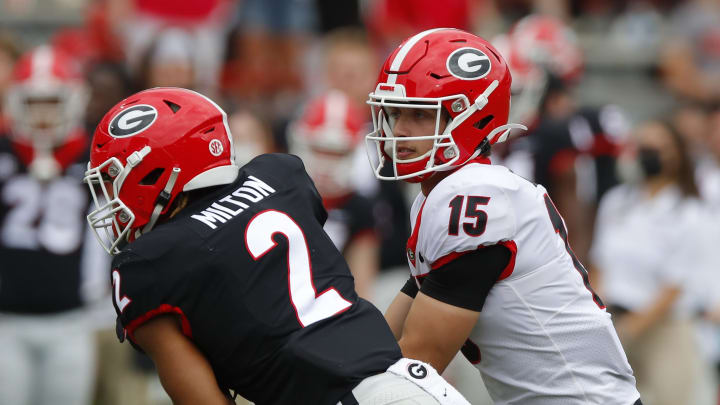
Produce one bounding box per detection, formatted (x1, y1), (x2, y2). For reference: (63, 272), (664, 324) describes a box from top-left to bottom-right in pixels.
(0, 309), (97, 405)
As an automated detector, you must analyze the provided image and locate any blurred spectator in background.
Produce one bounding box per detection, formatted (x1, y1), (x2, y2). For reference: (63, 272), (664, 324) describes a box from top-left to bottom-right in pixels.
(0, 45), (109, 405)
(315, 0), (362, 34)
(365, 0), (476, 58)
(84, 61), (134, 133)
(224, 0), (315, 111)
(137, 28), (196, 90)
(321, 28), (378, 109)
(494, 14), (628, 264)
(697, 107), (720, 207)
(310, 27), (412, 285)
(661, 0), (720, 105)
(591, 119), (713, 405)
(287, 90), (379, 299)
(229, 108), (276, 167)
(0, 34), (22, 133)
(82, 59), (153, 405)
(673, 102), (712, 161)
(118, 0), (235, 95)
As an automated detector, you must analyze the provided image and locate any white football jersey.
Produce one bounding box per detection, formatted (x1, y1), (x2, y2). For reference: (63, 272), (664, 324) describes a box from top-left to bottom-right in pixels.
(406, 162), (639, 404)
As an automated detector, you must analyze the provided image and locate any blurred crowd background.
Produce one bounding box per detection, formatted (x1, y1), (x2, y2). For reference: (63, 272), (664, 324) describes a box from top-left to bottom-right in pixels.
(0, 0), (719, 404)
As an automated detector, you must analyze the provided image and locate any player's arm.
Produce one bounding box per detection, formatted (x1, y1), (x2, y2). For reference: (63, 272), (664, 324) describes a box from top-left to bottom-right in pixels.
(345, 232), (379, 300)
(398, 245), (510, 373)
(615, 285), (681, 342)
(133, 315), (232, 405)
(385, 284), (416, 340)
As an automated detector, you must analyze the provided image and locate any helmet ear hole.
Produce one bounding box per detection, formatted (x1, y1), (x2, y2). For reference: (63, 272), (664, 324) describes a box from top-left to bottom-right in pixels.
(474, 115), (494, 130)
(140, 168), (165, 185)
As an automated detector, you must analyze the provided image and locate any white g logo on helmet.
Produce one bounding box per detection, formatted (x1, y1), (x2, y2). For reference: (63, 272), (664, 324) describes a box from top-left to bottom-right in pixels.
(108, 105), (158, 138)
(446, 47), (491, 80)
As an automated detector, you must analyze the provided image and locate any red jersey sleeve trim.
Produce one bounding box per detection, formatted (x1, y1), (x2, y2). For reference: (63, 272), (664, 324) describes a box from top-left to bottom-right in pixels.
(430, 240), (517, 280)
(125, 304), (193, 344)
(431, 250), (471, 270)
(496, 240), (517, 281)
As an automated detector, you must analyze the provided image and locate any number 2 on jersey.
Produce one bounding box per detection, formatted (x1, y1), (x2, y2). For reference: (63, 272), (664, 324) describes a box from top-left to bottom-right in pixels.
(245, 210), (352, 327)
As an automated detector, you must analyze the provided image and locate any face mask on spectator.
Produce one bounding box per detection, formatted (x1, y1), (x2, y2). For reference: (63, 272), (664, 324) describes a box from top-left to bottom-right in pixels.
(638, 147), (662, 178)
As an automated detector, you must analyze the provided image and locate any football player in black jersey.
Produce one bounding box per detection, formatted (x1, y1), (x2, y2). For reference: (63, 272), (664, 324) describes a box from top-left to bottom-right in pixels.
(84, 87), (468, 405)
(287, 90), (379, 299)
(492, 14), (629, 264)
(0, 45), (110, 405)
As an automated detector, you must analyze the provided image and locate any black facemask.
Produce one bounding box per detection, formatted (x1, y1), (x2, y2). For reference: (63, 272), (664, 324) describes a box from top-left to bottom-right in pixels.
(638, 147), (662, 178)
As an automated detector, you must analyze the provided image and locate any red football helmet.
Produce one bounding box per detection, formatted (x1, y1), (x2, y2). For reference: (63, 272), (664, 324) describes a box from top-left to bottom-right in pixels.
(6, 45), (87, 146)
(288, 90), (367, 197)
(5, 45), (88, 179)
(84, 87), (238, 254)
(493, 15), (583, 125)
(366, 28), (525, 182)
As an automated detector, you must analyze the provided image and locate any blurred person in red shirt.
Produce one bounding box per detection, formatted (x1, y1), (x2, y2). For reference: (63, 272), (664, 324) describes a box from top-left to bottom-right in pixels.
(115, 0), (235, 94)
(365, 0), (475, 59)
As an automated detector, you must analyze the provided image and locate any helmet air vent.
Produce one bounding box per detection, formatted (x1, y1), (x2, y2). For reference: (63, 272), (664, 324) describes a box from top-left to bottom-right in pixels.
(163, 100), (182, 113)
(140, 168), (165, 185)
(474, 115), (494, 130)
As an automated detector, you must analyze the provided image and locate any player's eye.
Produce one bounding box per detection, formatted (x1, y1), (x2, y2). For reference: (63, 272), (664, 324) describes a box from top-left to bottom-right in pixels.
(384, 107), (400, 119)
(413, 110), (429, 119)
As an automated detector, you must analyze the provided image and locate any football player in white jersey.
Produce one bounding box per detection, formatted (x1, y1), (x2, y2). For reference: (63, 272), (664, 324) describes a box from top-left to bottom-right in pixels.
(365, 28), (642, 405)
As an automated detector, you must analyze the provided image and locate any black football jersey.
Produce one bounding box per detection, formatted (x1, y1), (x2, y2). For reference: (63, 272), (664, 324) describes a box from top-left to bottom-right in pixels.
(0, 136), (95, 313)
(524, 106), (624, 204)
(111, 153), (401, 405)
(324, 193), (376, 253)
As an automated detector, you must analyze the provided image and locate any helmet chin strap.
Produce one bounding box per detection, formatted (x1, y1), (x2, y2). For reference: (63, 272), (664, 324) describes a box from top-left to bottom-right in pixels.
(115, 146), (152, 195)
(137, 166), (181, 239)
(487, 122), (527, 144)
(444, 80), (500, 135)
(438, 78), (528, 168)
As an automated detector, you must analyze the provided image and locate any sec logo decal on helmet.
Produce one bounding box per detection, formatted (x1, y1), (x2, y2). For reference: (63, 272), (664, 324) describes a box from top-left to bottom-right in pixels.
(108, 105), (158, 137)
(85, 87), (238, 254)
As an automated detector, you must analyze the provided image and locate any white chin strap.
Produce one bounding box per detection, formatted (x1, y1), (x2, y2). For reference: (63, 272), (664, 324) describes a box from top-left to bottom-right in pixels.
(441, 80), (527, 166)
(488, 122), (527, 144)
(444, 80), (527, 144)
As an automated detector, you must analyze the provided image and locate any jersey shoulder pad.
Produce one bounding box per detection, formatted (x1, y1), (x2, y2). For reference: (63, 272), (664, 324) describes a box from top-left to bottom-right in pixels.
(243, 153), (307, 184)
(418, 165), (517, 268)
(112, 232), (200, 342)
(243, 153), (324, 216)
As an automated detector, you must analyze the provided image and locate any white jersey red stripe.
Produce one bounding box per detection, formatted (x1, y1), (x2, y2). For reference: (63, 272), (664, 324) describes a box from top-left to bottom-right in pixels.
(406, 162), (639, 404)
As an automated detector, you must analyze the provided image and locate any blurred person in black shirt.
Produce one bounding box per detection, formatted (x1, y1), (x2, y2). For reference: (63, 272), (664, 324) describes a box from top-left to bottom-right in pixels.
(0, 45), (108, 405)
